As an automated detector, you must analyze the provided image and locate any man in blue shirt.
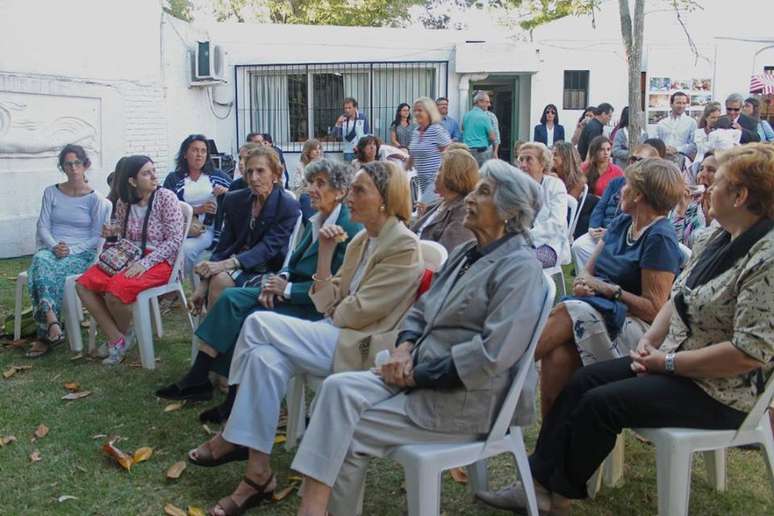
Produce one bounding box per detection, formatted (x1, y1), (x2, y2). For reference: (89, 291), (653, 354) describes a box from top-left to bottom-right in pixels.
(462, 91), (496, 165)
(436, 97), (461, 141)
(332, 97), (370, 162)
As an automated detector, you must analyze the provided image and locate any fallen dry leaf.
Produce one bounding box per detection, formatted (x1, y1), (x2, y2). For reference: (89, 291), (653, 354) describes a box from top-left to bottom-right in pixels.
(202, 424), (214, 436)
(164, 503), (187, 516)
(272, 481), (299, 502)
(102, 440), (133, 471)
(57, 495), (78, 503)
(273, 434), (287, 445)
(187, 506), (205, 516)
(1, 435), (17, 446)
(287, 475), (302, 482)
(132, 446), (153, 464)
(29, 450), (42, 463)
(63, 382), (80, 392)
(164, 402), (184, 413)
(449, 467), (468, 484)
(70, 353), (84, 361)
(2, 364), (31, 379)
(62, 390), (92, 401)
(33, 424), (49, 440)
(92, 434), (107, 440)
(166, 461), (187, 480)
(7, 339), (28, 349)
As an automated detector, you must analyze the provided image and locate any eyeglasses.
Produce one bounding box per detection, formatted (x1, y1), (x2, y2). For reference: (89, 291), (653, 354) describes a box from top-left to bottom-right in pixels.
(628, 156), (644, 164)
(62, 160), (83, 169)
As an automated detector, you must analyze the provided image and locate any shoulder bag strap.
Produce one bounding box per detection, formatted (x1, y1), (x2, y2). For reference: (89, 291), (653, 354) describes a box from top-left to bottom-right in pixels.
(139, 189), (157, 253)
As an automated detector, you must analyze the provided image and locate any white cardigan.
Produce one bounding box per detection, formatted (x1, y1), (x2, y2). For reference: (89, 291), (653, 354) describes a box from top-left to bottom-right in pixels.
(530, 174), (570, 265)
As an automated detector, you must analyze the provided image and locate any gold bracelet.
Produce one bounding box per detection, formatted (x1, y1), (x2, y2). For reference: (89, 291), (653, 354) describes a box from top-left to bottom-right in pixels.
(312, 273), (332, 282)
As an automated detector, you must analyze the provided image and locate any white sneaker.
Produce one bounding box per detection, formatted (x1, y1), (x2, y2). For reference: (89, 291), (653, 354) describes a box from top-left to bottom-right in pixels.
(102, 338), (127, 366)
(95, 327), (134, 360)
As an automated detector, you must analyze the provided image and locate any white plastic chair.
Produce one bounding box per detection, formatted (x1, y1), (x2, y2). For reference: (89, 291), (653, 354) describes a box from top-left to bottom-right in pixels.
(543, 191), (580, 299)
(83, 201), (195, 368)
(285, 243), (450, 450)
(388, 275), (556, 516)
(632, 373), (774, 516)
(15, 197), (112, 344)
(567, 185), (588, 243)
(419, 240), (448, 272)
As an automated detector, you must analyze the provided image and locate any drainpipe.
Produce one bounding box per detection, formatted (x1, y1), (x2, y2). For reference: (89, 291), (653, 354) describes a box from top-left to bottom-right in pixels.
(458, 73), (489, 120)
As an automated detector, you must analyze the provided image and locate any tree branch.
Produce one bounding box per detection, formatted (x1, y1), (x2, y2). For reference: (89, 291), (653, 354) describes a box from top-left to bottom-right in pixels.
(672, 0), (700, 64)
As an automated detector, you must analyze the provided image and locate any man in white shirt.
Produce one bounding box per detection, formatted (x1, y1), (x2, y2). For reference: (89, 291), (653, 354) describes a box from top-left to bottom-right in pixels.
(656, 91), (697, 163)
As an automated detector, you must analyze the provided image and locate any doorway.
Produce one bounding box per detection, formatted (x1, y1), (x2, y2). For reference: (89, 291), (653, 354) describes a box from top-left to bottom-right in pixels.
(471, 77), (517, 163)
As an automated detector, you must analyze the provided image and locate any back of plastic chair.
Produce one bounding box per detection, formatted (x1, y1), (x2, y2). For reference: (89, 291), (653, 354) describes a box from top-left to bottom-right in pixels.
(568, 184), (588, 241)
(281, 214), (305, 270)
(169, 202), (193, 284)
(419, 240), (448, 271)
(484, 275), (556, 449)
(738, 371), (774, 433)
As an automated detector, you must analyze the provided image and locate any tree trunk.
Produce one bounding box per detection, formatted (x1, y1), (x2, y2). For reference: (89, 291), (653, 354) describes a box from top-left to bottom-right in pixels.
(619, 0), (645, 153)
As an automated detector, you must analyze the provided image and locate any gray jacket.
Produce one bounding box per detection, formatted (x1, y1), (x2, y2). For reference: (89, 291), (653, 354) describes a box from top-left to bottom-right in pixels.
(403, 234), (545, 435)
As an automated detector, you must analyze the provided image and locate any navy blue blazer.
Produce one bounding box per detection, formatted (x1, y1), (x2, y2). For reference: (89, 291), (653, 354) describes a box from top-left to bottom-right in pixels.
(211, 185), (300, 272)
(533, 124), (565, 146)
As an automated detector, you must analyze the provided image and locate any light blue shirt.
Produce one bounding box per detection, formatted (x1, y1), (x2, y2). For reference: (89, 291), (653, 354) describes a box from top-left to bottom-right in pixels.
(462, 106), (493, 148)
(440, 116), (461, 141)
(656, 112), (697, 156)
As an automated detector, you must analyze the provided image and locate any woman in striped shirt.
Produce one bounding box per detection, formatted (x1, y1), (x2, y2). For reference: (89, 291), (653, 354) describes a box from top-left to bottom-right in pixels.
(408, 96), (451, 204)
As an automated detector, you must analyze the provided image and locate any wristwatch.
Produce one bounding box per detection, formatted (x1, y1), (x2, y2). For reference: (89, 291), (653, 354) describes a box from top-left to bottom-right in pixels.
(664, 352), (676, 374)
(611, 285), (623, 301)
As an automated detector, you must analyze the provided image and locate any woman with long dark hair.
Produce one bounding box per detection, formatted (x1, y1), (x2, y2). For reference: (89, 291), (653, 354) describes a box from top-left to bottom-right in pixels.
(162, 134), (231, 283)
(390, 103), (415, 149)
(571, 106), (596, 146)
(534, 103), (565, 147)
(582, 135), (623, 197)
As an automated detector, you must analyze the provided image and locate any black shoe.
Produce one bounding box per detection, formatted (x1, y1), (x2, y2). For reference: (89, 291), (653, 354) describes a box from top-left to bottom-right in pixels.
(199, 400), (232, 424)
(156, 380), (213, 401)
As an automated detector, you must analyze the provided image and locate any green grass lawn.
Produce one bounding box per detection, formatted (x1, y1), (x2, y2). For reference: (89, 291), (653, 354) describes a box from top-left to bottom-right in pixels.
(1, 256), (772, 515)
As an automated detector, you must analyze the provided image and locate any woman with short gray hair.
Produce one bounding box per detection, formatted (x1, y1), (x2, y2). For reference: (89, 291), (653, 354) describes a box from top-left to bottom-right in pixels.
(292, 158), (550, 516)
(156, 158), (362, 424)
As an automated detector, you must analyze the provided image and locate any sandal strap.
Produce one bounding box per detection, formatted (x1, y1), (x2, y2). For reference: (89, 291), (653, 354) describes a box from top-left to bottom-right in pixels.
(242, 473), (274, 493)
(47, 321), (63, 330)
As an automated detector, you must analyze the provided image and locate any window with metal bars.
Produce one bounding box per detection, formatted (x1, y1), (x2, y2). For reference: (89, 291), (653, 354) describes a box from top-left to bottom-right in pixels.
(563, 70), (590, 110)
(235, 61), (449, 152)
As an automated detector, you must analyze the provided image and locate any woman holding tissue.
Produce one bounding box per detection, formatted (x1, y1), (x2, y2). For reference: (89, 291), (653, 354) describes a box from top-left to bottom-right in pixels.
(163, 134), (231, 283)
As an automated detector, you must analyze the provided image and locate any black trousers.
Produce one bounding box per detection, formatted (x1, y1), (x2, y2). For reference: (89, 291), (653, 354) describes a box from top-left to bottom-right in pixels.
(529, 357), (746, 499)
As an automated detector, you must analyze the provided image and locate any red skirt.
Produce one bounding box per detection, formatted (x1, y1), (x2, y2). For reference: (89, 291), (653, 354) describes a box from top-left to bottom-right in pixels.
(77, 261), (173, 304)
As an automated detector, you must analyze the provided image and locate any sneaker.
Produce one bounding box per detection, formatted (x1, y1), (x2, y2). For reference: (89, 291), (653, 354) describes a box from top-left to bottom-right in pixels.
(95, 327), (134, 360)
(102, 337), (128, 366)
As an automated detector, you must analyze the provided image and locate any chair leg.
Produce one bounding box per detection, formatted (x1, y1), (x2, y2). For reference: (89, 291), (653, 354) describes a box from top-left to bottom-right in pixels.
(655, 442), (693, 516)
(62, 278), (83, 352)
(285, 376), (307, 451)
(88, 315), (98, 353)
(403, 463), (441, 516)
(759, 418), (774, 496)
(586, 465), (603, 499)
(603, 434), (625, 487)
(466, 460), (489, 495)
(13, 275), (25, 340)
(177, 286), (195, 331)
(133, 300), (156, 370)
(151, 296), (163, 338)
(510, 428), (540, 516)
(703, 449), (726, 492)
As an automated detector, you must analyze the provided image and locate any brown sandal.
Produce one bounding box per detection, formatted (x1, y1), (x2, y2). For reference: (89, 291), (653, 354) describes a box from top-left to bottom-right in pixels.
(188, 434), (248, 467)
(208, 474), (275, 516)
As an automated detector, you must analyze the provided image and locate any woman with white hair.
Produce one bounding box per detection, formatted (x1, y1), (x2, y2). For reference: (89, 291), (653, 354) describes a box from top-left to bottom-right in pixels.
(517, 142), (570, 268)
(408, 96), (451, 203)
(292, 159), (550, 516)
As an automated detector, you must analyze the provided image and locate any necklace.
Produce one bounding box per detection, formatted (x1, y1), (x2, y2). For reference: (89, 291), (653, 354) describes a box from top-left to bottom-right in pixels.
(626, 216), (664, 246)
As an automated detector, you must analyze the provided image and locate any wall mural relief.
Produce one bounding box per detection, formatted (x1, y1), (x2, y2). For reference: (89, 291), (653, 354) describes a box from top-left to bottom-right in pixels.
(0, 92), (101, 166)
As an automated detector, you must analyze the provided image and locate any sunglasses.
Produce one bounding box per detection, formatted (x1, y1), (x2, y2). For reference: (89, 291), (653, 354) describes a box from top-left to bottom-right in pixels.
(62, 159), (83, 169)
(628, 156), (644, 164)
(726, 107), (741, 112)
(546, 110), (556, 114)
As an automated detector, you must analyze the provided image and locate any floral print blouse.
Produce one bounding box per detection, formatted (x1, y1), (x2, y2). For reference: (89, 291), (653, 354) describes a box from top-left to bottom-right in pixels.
(661, 226), (774, 412)
(669, 201), (708, 249)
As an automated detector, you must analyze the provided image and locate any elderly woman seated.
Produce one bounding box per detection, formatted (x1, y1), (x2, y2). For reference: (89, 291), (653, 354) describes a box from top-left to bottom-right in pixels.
(410, 149), (478, 252)
(190, 146), (300, 312)
(535, 158), (684, 417)
(517, 142), (570, 268)
(291, 160), (549, 516)
(156, 159), (361, 423)
(478, 143), (774, 516)
(187, 161), (423, 516)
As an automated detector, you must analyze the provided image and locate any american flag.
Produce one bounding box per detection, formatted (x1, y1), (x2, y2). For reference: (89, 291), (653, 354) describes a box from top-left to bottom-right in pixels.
(750, 73), (774, 95)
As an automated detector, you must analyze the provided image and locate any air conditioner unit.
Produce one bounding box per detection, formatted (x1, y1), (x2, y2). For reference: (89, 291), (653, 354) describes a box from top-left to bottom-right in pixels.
(191, 41), (226, 84)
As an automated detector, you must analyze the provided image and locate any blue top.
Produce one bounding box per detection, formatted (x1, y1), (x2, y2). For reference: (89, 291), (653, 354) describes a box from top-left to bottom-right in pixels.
(564, 214), (681, 338)
(589, 176), (625, 228)
(440, 116), (462, 141)
(462, 107), (493, 148)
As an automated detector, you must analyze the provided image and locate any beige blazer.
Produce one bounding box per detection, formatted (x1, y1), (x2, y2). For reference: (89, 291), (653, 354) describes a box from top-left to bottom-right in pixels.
(310, 216), (424, 372)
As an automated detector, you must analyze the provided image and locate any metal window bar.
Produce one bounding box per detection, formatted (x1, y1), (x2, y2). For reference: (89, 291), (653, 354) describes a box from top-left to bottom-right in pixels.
(235, 61), (449, 153)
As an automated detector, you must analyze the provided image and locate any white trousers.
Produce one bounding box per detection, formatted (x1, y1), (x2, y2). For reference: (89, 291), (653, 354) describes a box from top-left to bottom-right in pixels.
(183, 227), (214, 281)
(571, 232), (597, 272)
(290, 371), (479, 516)
(223, 312), (340, 454)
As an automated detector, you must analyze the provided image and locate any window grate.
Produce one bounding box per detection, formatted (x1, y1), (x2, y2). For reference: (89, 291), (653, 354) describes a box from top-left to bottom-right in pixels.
(563, 70), (590, 111)
(235, 61), (449, 152)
